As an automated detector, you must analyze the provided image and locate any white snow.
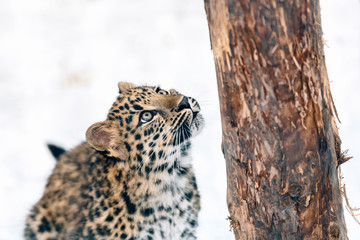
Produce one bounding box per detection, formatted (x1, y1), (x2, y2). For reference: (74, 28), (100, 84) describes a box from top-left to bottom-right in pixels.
(0, 0), (358, 239)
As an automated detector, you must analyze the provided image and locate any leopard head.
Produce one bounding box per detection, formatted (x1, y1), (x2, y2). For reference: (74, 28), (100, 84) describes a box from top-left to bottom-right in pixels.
(86, 82), (204, 170)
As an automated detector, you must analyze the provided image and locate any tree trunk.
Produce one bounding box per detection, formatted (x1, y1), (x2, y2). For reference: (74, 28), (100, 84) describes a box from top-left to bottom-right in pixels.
(204, 0), (347, 239)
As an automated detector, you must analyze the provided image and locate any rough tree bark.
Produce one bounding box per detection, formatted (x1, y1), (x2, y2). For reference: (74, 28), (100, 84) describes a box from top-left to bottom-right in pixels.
(204, 0), (348, 239)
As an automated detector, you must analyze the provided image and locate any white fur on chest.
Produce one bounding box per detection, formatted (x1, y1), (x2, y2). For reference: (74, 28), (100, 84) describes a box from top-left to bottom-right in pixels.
(133, 154), (197, 239)
(136, 186), (196, 240)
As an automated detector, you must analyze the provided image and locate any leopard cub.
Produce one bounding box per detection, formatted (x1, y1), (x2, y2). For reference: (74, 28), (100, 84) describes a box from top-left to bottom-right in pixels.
(25, 82), (204, 240)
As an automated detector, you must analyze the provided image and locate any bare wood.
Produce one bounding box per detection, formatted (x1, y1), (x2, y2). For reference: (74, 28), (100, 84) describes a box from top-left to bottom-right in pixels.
(204, 0), (347, 239)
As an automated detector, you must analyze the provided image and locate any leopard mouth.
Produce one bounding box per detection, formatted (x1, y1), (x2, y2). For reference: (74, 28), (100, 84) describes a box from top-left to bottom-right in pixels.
(192, 111), (198, 124)
(171, 115), (191, 146)
(171, 111), (202, 146)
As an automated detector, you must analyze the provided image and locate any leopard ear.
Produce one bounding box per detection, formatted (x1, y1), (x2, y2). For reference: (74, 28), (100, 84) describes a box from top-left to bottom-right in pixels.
(86, 121), (128, 158)
(86, 121), (113, 152)
(118, 82), (137, 94)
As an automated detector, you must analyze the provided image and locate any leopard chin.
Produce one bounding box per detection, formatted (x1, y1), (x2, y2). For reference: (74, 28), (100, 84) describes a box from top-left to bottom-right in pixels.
(190, 112), (204, 137)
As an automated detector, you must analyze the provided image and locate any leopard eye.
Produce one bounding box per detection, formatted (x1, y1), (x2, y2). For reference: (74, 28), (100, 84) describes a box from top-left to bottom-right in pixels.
(140, 111), (154, 123)
(157, 89), (169, 95)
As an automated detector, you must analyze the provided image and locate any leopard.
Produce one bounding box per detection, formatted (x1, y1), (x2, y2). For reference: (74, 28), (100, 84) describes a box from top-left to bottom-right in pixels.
(25, 82), (204, 240)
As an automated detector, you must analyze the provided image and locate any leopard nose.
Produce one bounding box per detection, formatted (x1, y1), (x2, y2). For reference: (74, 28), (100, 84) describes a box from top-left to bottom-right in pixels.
(176, 96), (191, 112)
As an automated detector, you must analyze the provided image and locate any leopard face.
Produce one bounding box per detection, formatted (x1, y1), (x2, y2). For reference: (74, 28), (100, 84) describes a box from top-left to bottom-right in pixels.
(86, 82), (204, 172)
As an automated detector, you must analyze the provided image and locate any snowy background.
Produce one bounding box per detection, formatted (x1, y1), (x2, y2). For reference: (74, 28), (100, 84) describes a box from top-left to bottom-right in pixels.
(0, 0), (358, 239)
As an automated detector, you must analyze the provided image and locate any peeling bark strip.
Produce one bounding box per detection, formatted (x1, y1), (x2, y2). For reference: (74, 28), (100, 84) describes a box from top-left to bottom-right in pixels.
(204, 0), (347, 239)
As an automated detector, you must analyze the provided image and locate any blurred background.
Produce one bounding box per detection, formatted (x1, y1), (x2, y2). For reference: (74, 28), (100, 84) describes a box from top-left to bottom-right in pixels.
(0, 0), (358, 239)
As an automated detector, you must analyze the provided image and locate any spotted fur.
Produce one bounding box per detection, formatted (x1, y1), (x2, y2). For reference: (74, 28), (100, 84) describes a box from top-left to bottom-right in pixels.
(25, 82), (204, 240)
